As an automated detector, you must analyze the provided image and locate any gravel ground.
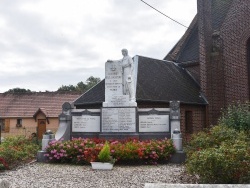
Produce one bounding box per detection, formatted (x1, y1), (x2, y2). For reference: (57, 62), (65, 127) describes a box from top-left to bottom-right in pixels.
(0, 162), (198, 188)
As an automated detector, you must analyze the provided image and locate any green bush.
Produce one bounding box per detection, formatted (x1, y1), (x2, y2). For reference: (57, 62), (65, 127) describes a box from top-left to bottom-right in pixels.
(0, 136), (40, 168)
(219, 101), (250, 133)
(185, 125), (250, 183)
(110, 139), (175, 164)
(185, 125), (244, 155)
(98, 141), (115, 163)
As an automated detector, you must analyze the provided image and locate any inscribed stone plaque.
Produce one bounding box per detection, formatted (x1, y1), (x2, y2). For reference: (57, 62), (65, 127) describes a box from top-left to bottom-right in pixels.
(102, 108), (136, 132)
(139, 115), (169, 132)
(72, 116), (100, 132)
(108, 95), (130, 107)
(105, 61), (123, 101)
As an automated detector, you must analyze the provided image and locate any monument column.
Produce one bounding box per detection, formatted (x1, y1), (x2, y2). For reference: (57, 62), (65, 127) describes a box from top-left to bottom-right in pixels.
(101, 49), (138, 139)
(169, 101), (181, 138)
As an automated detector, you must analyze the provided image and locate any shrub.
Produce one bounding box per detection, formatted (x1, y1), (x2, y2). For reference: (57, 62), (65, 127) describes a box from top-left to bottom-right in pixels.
(185, 125), (250, 183)
(45, 138), (105, 164)
(45, 138), (175, 165)
(110, 139), (175, 164)
(185, 125), (242, 156)
(219, 101), (250, 133)
(97, 141), (115, 163)
(0, 136), (40, 168)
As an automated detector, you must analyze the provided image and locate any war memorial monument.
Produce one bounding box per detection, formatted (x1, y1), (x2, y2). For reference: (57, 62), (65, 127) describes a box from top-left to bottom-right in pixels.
(55, 49), (181, 141)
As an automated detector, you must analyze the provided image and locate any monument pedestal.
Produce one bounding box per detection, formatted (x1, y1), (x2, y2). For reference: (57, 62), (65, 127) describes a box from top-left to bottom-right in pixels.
(103, 95), (137, 107)
(169, 151), (186, 164)
(101, 107), (137, 133)
(103, 101), (137, 107)
(99, 133), (139, 140)
(37, 151), (48, 162)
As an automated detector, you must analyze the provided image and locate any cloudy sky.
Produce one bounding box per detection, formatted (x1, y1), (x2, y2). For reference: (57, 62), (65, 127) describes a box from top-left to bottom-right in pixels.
(0, 0), (197, 92)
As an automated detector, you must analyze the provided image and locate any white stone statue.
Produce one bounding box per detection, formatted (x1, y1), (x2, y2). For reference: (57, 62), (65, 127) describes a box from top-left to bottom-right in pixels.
(107, 49), (135, 102)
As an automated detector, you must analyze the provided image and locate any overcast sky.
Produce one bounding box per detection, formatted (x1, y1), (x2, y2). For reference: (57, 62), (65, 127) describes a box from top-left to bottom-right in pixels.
(0, 0), (197, 93)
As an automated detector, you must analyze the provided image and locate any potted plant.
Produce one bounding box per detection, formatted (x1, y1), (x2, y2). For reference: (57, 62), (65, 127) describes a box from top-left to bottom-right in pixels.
(90, 141), (116, 170)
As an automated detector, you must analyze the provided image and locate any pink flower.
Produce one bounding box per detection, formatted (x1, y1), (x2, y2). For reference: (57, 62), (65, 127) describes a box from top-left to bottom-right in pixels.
(51, 149), (57, 154)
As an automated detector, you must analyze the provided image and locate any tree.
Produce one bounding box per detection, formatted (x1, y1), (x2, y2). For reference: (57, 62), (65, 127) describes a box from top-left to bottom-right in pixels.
(4, 88), (32, 94)
(57, 76), (101, 92)
(76, 81), (87, 92)
(85, 76), (101, 90)
(57, 85), (77, 92)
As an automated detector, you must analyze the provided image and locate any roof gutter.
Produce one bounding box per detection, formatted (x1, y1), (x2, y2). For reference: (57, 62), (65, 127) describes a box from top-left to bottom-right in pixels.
(136, 99), (208, 105)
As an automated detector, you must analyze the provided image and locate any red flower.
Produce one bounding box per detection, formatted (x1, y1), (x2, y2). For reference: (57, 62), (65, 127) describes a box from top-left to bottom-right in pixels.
(0, 158), (9, 170)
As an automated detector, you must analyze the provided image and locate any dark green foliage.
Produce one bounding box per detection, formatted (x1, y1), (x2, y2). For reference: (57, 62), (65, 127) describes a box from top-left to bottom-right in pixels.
(185, 125), (250, 183)
(85, 76), (101, 90)
(57, 85), (77, 92)
(57, 76), (101, 92)
(4, 88), (32, 94)
(219, 101), (250, 133)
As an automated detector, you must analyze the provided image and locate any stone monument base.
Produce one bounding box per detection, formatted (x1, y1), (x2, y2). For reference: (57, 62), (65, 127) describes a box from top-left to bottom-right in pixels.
(102, 101), (137, 107)
(37, 151), (48, 162)
(169, 150), (186, 164)
(99, 133), (139, 140)
(139, 133), (171, 140)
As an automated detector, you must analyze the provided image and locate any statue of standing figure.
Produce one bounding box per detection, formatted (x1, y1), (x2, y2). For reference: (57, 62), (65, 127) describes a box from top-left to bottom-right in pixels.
(107, 49), (135, 102)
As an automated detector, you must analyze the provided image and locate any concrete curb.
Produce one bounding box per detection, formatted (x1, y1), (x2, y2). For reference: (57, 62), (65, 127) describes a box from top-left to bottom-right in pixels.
(144, 184), (250, 188)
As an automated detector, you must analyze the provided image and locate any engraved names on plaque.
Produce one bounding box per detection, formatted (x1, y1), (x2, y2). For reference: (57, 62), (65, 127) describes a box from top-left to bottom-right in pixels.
(139, 115), (169, 132)
(109, 95), (129, 107)
(72, 116), (100, 132)
(138, 108), (170, 133)
(102, 108), (136, 132)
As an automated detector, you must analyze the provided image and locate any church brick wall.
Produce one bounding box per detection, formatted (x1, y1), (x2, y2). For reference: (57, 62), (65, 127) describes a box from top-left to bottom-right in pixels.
(180, 104), (206, 140)
(220, 0), (250, 105)
(197, 0), (250, 125)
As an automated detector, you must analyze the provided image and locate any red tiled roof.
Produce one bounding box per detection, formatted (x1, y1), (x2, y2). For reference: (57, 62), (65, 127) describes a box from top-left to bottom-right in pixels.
(0, 92), (80, 118)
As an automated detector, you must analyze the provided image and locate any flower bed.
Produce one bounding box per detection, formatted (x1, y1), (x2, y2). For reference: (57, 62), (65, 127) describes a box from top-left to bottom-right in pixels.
(45, 138), (175, 165)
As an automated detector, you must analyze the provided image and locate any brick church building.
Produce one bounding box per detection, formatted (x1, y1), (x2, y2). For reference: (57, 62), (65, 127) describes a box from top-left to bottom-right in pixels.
(165, 0), (250, 125)
(74, 0), (250, 138)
